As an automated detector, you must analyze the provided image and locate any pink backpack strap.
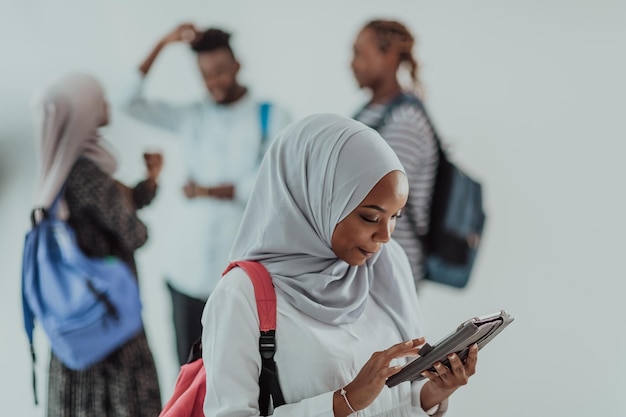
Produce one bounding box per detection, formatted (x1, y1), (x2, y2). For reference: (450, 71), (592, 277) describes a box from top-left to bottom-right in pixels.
(160, 260), (282, 417)
(223, 261), (276, 332)
(223, 261), (285, 413)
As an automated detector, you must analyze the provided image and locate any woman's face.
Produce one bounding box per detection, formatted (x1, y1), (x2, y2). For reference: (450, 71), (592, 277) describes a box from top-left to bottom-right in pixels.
(351, 28), (396, 89)
(331, 170), (408, 266)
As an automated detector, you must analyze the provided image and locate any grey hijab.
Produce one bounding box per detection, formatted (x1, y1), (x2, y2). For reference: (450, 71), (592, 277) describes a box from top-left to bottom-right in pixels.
(229, 114), (423, 340)
(32, 73), (117, 217)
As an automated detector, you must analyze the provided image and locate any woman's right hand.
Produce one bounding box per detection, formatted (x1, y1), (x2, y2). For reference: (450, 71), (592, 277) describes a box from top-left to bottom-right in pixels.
(338, 338), (425, 414)
(162, 23), (200, 45)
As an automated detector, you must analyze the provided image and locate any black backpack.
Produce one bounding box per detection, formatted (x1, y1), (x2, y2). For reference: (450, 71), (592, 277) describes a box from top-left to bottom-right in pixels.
(355, 93), (486, 288)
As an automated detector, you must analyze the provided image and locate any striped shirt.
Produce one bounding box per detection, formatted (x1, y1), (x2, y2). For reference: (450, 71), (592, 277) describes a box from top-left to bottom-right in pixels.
(356, 100), (439, 284)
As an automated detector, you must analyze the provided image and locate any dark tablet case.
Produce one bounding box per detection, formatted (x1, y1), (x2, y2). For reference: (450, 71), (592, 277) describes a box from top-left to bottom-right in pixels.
(386, 310), (514, 388)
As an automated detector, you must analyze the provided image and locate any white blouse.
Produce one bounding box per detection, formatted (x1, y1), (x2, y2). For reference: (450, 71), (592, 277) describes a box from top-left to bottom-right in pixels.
(202, 267), (448, 417)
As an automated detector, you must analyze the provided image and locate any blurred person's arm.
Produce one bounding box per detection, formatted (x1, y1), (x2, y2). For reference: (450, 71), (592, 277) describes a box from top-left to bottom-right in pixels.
(67, 160), (148, 254)
(114, 152), (163, 209)
(183, 181), (235, 201)
(138, 23), (198, 76)
(131, 152), (163, 209)
(118, 23), (200, 133)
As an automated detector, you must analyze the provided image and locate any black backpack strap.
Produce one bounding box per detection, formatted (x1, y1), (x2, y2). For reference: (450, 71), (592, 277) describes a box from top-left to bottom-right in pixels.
(258, 330), (285, 415)
(221, 261), (286, 415)
(183, 331), (284, 415)
(30, 344), (38, 405)
(356, 92), (444, 150)
(186, 337), (203, 363)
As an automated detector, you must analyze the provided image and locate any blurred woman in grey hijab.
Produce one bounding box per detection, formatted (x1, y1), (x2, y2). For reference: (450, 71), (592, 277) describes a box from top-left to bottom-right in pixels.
(202, 114), (479, 417)
(33, 73), (162, 417)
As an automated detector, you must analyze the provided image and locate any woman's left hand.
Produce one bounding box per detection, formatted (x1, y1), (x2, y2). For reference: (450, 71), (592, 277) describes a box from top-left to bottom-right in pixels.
(419, 343), (479, 411)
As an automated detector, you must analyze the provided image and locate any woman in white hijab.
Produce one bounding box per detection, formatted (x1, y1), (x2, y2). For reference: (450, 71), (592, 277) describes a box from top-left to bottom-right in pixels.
(33, 73), (162, 417)
(202, 114), (479, 417)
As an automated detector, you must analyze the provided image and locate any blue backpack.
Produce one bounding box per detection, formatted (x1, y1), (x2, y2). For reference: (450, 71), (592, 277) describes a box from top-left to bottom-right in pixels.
(356, 93), (486, 288)
(22, 189), (144, 402)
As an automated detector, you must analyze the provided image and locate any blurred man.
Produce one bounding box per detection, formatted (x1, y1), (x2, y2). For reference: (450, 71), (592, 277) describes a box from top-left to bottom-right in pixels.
(120, 23), (291, 365)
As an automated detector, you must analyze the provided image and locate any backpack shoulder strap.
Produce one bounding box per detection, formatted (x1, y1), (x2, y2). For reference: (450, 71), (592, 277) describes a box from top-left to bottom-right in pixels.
(23, 188), (65, 404)
(380, 93), (423, 128)
(353, 93), (415, 131)
(358, 93), (444, 150)
(223, 261), (285, 414)
(21, 269), (38, 405)
(225, 261), (276, 331)
(259, 102), (272, 147)
(31, 185), (65, 226)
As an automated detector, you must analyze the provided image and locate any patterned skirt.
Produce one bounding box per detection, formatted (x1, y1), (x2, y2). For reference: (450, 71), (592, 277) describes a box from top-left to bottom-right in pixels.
(47, 331), (161, 417)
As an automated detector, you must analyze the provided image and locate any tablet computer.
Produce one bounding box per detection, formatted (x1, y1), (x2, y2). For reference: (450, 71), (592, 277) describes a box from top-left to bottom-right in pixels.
(386, 310), (514, 387)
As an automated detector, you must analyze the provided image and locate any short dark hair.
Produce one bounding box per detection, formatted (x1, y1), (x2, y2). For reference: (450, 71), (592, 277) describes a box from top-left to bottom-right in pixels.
(191, 28), (234, 57)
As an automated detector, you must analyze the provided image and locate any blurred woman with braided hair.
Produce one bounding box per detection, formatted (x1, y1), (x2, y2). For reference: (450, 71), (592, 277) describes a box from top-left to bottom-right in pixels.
(352, 20), (439, 288)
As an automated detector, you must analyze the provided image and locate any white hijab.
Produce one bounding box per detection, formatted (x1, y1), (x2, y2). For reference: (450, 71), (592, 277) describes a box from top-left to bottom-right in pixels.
(32, 73), (117, 217)
(229, 114), (423, 340)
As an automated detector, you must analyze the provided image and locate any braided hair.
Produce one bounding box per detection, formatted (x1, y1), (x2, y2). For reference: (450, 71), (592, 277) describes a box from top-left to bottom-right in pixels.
(364, 20), (421, 94)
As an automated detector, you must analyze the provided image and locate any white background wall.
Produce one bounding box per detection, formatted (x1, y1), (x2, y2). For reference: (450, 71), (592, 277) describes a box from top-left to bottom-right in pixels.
(1, 1), (625, 416)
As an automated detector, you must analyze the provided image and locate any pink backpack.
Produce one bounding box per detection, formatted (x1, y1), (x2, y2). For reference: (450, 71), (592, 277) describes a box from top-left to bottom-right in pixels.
(159, 261), (285, 417)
